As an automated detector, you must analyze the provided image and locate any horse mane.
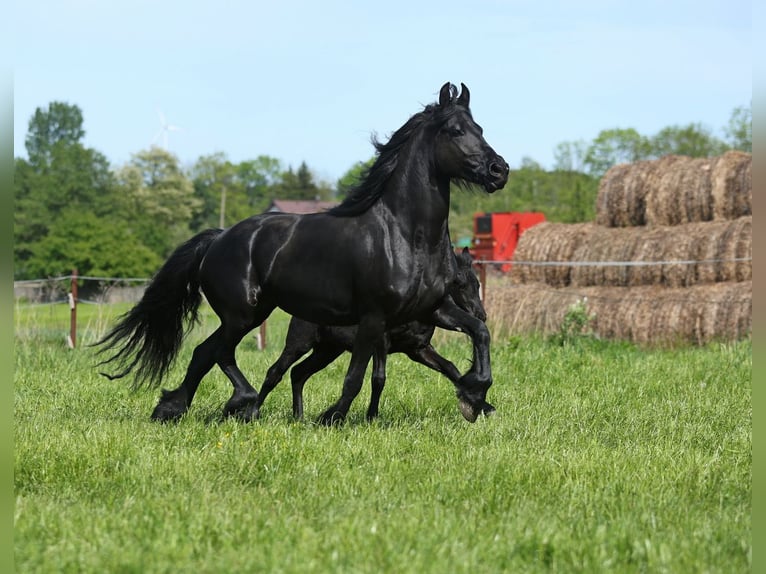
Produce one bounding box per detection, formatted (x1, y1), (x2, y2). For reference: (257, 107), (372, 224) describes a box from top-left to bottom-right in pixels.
(329, 99), (467, 217)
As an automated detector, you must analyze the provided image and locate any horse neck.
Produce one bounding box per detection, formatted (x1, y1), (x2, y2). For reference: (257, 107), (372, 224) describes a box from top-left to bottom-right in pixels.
(377, 135), (451, 245)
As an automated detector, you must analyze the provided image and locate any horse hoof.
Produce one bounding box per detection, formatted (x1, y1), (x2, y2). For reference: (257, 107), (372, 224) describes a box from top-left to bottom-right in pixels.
(150, 403), (185, 423)
(150, 389), (187, 422)
(318, 410), (345, 426)
(458, 398), (480, 423)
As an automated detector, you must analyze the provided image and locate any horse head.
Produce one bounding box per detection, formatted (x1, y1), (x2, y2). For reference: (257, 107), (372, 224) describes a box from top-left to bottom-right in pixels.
(434, 82), (509, 193)
(450, 247), (486, 322)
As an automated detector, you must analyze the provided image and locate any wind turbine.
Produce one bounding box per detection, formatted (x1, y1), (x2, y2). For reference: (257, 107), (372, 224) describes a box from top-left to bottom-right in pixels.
(152, 109), (182, 150)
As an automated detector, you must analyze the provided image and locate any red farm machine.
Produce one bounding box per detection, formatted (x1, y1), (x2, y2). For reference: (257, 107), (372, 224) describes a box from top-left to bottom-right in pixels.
(470, 212), (546, 272)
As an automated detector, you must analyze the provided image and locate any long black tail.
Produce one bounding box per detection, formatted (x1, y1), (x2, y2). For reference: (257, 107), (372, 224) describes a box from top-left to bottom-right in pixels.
(96, 228), (223, 388)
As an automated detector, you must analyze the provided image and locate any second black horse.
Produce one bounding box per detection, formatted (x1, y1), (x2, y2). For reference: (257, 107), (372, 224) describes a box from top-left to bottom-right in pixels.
(256, 248), (493, 420)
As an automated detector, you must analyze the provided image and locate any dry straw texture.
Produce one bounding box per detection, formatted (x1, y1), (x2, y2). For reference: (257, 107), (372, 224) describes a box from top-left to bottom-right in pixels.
(596, 151), (751, 227)
(485, 280), (751, 346)
(509, 216), (751, 288)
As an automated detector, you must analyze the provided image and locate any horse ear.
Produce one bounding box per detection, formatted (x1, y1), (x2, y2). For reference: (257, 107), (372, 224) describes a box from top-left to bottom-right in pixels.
(439, 82), (453, 107)
(439, 82), (452, 106)
(457, 83), (470, 107)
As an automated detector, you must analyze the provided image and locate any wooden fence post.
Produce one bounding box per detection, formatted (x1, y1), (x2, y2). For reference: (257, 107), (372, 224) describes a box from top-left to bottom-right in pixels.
(68, 268), (78, 349)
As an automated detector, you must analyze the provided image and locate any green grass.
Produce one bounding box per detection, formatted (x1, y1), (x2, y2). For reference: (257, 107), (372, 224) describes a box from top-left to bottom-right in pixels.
(14, 306), (751, 573)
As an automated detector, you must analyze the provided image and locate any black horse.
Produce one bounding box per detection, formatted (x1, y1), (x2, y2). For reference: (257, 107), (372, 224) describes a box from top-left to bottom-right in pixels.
(97, 82), (508, 424)
(256, 248), (491, 420)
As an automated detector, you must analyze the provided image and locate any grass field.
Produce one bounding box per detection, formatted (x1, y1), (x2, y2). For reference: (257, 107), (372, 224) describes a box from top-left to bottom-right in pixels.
(14, 303), (751, 572)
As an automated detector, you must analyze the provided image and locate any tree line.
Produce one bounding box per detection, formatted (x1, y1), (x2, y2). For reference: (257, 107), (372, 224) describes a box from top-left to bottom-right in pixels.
(14, 101), (750, 280)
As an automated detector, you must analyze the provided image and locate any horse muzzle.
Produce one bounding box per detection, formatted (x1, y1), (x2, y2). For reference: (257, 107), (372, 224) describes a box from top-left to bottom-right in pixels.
(484, 157), (509, 193)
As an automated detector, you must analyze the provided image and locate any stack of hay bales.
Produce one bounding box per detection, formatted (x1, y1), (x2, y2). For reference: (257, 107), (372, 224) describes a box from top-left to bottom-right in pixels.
(487, 151), (751, 345)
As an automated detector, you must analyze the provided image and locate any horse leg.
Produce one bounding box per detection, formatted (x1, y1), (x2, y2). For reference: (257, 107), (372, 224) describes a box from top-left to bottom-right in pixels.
(255, 321), (319, 417)
(219, 322), (266, 422)
(151, 328), (224, 422)
(318, 314), (385, 425)
(289, 344), (344, 419)
(405, 345), (496, 415)
(366, 342), (389, 421)
(429, 299), (493, 422)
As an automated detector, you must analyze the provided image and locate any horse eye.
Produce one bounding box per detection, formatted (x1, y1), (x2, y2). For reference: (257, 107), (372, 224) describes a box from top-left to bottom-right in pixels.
(446, 126), (464, 137)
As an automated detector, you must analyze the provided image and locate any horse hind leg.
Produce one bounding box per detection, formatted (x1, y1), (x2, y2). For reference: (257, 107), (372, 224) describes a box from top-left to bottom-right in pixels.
(219, 316), (272, 422)
(151, 327), (224, 422)
(318, 314), (385, 425)
(255, 320), (320, 417)
(289, 344), (344, 419)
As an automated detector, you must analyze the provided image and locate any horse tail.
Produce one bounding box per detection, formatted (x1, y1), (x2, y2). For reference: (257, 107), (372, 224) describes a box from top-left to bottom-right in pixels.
(96, 228), (223, 388)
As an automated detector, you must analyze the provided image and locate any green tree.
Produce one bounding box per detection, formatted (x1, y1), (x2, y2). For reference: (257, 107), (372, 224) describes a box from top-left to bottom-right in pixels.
(189, 152), (235, 228)
(14, 102), (119, 278)
(25, 209), (160, 279)
(724, 104), (752, 153)
(337, 158), (374, 197)
(583, 128), (651, 177)
(649, 123), (727, 158)
(273, 161), (334, 201)
(236, 155), (283, 213)
(24, 101), (85, 167)
(189, 154), (284, 229)
(116, 147), (200, 257)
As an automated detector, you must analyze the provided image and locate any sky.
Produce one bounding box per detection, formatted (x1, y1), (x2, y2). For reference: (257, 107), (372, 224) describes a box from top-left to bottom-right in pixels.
(13, 0), (752, 184)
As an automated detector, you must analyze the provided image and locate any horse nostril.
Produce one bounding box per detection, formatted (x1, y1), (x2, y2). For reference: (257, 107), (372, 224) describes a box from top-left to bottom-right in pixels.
(489, 162), (504, 177)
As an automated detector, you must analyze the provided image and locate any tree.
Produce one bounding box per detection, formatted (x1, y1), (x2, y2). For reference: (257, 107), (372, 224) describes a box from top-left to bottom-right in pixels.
(25, 209), (161, 279)
(116, 147), (200, 257)
(24, 102), (86, 167)
(14, 102), (120, 279)
(583, 128), (651, 177)
(273, 161), (334, 201)
(725, 104), (752, 153)
(189, 152), (235, 229)
(649, 123), (726, 158)
(553, 140), (588, 172)
(337, 158), (374, 197)
(189, 154), (284, 229)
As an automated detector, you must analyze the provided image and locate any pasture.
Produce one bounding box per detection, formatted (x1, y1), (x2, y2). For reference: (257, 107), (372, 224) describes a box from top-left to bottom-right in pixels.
(14, 303), (751, 572)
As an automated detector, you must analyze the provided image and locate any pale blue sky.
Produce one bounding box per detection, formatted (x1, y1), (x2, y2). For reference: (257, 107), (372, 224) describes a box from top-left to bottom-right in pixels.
(13, 0), (751, 183)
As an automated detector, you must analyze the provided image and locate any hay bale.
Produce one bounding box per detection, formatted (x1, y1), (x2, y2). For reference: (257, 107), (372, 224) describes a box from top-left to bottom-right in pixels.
(509, 222), (593, 287)
(644, 155), (715, 226)
(595, 152), (751, 227)
(511, 217), (751, 288)
(711, 150), (752, 220)
(596, 161), (652, 227)
(485, 280), (751, 346)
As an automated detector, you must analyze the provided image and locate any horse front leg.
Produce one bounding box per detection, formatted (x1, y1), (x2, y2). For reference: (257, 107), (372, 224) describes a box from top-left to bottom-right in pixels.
(366, 341), (389, 421)
(430, 299), (494, 422)
(405, 345), (496, 417)
(318, 314), (385, 425)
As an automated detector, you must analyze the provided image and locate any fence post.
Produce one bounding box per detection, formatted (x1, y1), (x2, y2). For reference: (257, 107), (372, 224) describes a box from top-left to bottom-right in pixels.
(68, 268), (78, 349)
(258, 321), (267, 350)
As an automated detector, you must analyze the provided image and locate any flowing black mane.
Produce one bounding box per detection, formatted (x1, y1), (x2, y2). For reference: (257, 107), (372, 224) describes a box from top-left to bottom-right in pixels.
(329, 99), (468, 217)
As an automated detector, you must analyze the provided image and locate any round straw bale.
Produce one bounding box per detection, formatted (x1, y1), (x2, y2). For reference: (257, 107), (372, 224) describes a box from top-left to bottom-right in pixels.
(509, 222), (593, 287)
(644, 156), (715, 226)
(711, 150), (751, 220)
(595, 160), (655, 227)
(484, 279), (751, 345)
(513, 218), (751, 288)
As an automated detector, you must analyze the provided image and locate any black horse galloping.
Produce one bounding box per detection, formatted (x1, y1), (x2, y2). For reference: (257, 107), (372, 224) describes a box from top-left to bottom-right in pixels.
(256, 248), (490, 420)
(97, 82), (509, 424)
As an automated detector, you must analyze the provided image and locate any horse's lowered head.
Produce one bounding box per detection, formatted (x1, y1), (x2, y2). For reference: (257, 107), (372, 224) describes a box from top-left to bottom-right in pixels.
(450, 247), (486, 322)
(433, 82), (509, 193)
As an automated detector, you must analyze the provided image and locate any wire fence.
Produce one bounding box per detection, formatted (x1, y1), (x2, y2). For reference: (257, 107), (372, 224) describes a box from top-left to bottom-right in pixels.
(14, 255), (752, 348)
